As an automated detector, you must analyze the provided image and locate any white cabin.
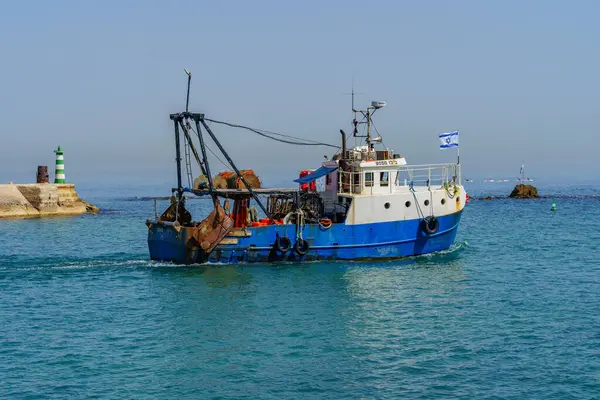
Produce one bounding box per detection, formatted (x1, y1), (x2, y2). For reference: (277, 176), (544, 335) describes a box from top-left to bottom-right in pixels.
(319, 146), (465, 225)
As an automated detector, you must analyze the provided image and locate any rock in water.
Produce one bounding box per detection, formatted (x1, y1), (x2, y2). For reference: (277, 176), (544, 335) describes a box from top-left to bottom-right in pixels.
(81, 200), (100, 214)
(509, 184), (539, 198)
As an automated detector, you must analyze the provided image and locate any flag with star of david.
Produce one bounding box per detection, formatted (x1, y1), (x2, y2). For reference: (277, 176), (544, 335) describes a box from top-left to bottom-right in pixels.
(439, 131), (459, 149)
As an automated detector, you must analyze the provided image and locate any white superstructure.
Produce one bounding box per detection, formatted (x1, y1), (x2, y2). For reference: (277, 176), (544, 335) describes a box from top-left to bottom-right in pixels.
(320, 145), (465, 226)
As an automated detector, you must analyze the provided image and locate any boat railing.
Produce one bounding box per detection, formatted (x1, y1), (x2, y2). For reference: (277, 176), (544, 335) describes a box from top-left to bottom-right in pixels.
(398, 163), (461, 190)
(338, 163), (461, 195)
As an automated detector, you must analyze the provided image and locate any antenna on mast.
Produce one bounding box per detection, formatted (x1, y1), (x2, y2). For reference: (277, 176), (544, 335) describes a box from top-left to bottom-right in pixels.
(343, 79), (364, 137)
(343, 82), (363, 110)
(351, 79), (355, 112)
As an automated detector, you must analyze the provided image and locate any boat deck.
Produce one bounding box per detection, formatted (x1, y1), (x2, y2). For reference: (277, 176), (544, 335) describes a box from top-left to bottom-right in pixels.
(189, 185), (451, 198)
(191, 188), (299, 197)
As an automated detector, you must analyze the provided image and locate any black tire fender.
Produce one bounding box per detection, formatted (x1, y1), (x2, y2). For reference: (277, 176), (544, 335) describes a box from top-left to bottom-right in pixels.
(421, 216), (439, 235)
(293, 238), (310, 256)
(274, 236), (292, 253)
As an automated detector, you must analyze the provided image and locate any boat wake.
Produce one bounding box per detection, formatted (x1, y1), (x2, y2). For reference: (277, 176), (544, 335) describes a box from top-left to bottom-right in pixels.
(416, 240), (469, 260)
(0, 258), (152, 272)
(2, 241), (470, 273)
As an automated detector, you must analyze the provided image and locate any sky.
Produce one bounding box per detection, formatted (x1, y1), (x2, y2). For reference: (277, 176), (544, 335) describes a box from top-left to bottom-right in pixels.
(0, 0), (598, 186)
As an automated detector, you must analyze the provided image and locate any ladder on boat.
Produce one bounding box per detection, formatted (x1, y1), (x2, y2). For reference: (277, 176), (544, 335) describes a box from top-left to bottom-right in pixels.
(184, 138), (193, 188)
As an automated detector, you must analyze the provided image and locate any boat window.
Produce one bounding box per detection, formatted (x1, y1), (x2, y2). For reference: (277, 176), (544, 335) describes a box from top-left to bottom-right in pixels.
(365, 172), (374, 187)
(326, 173), (331, 185)
(380, 172), (389, 187)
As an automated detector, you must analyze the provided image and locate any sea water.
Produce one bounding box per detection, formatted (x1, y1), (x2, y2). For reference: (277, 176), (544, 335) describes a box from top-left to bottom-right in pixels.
(1, 182), (599, 399)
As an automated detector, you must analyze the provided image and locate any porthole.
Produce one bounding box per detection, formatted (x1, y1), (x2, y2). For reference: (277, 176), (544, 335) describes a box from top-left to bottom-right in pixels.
(424, 199), (430, 206)
(441, 198), (446, 205)
(384, 202), (390, 209)
(405, 201), (411, 208)
(456, 197), (461, 203)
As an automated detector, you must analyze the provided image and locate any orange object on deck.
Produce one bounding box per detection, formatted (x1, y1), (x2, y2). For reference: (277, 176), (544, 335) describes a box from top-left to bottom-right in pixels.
(232, 199), (249, 227)
(213, 170), (262, 190)
(299, 169), (316, 192)
(234, 169), (261, 190)
(319, 218), (332, 228)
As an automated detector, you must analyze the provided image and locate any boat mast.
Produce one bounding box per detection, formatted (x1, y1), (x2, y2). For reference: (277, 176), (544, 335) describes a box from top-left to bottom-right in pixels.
(185, 69), (191, 113)
(366, 108), (372, 146)
(353, 102), (382, 148)
(172, 119), (183, 199)
(192, 117), (215, 194)
(168, 70), (275, 223)
(348, 82), (385, 149)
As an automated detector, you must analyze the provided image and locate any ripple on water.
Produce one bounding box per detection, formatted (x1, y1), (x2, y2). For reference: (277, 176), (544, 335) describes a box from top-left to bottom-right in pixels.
(1, 195), (600, 398)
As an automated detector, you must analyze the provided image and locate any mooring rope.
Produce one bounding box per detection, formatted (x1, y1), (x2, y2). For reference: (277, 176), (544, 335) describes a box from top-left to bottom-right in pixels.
(409, 181), (426, 220)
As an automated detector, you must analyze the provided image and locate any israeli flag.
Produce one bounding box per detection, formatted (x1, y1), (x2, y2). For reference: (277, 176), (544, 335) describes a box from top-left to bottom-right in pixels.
(439, 131), (459, 149)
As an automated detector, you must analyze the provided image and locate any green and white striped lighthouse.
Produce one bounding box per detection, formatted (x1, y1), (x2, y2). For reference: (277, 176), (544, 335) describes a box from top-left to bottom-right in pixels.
(54, 146), (65, 184)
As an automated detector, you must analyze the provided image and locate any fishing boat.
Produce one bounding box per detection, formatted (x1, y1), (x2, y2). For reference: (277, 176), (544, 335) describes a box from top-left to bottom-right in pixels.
(516, 162), (534, 182)
(146, 75), (466, 264)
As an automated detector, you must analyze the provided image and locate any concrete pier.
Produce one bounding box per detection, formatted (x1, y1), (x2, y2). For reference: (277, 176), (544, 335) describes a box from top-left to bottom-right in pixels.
(0, 183), (95, 218)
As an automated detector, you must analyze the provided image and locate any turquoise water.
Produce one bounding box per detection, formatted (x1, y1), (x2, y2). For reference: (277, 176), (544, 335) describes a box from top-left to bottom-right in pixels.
(1, 183), (599, 399)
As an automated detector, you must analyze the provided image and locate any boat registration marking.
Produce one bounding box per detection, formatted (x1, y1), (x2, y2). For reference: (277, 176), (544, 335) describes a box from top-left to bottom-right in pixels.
(374, 160), (399, 166)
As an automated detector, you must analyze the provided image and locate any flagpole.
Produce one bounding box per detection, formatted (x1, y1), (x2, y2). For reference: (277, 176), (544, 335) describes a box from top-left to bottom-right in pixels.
(457, 136), (460, 184)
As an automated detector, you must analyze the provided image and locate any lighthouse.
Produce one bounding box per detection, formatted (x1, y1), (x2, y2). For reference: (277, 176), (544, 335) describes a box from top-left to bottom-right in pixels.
(54, 146), (65, 184)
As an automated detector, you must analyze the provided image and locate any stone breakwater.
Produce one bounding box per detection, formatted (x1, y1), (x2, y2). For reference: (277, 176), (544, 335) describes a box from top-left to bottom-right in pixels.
(0, 183), (98, 218)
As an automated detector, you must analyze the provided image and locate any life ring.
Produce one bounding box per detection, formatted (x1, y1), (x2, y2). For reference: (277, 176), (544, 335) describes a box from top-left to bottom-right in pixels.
(421, 216), (439, 235)
(274, 235), (291, 253)
(294, 238), (310, 256)
(319, 218), (332, 229)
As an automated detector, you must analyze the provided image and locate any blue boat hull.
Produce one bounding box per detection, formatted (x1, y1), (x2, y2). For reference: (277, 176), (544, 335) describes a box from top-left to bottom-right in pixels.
(147, 211), (463, 265)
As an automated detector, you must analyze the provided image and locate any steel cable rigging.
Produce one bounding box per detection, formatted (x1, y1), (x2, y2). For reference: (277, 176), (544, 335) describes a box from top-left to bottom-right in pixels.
(205, 118), (339, 149)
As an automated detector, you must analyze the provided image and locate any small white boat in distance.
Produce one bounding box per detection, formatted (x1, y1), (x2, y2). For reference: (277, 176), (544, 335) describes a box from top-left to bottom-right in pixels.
(517, 163), (534, 182)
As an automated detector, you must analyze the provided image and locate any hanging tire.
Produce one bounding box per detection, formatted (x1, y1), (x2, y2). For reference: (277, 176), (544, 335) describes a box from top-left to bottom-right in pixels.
(294, 239), (310, 256)
(274, 236), (291, 253)
(421, 216), (439, 235)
